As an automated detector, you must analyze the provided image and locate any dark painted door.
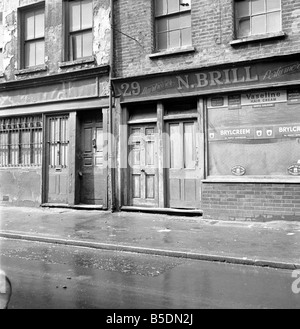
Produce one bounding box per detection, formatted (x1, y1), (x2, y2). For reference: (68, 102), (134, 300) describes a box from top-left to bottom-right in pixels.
(79, 112), (105, 205)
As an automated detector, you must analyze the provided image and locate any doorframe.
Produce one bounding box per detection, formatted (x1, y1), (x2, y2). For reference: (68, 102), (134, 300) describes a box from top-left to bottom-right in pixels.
(120, 97), (205, 210)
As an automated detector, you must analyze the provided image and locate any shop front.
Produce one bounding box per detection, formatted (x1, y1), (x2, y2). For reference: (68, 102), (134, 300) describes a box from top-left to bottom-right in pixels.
(113, 54), (300, 220)
(0, 67), (110, 209)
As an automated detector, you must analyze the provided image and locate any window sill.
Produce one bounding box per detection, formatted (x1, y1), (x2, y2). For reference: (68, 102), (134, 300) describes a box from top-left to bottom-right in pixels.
(15, 65), (48, 76)
(230, 31), (286, 46)
(202, 176), (300, 184)
(59, 57), (95, 68)
(149, 46), (196, 59)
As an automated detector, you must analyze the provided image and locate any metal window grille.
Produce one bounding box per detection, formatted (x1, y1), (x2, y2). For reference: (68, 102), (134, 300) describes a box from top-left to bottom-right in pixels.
(0, 116), (43, 167)
(48, 116), (69, 169)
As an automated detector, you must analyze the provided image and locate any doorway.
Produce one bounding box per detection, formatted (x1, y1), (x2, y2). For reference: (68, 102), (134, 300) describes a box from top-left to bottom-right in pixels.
(78, 111), (105, 205)
(166, 120), (201, 209)
(128, 124), (158, 207)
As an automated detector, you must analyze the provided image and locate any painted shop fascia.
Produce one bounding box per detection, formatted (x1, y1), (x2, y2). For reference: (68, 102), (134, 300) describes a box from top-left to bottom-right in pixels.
(112, 54), (300, 103)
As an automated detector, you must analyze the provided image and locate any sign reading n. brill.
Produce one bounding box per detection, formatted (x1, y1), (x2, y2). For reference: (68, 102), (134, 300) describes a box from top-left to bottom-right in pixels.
(113, 57), (300, 102)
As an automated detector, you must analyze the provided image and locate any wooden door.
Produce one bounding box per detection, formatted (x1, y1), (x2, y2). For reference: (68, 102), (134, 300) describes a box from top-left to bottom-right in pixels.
(79, 112), (105, 205)
(128, 125), (158, 207)
(46, 115), (69, 204)
(167, 121), (201, 209)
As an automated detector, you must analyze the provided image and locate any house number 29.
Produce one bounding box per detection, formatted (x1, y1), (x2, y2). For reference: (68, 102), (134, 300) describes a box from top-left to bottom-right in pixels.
(120, 82), (141, 96)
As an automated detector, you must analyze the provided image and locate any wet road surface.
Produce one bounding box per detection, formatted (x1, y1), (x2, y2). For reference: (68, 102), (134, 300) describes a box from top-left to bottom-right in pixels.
(0, 238), (299, 309)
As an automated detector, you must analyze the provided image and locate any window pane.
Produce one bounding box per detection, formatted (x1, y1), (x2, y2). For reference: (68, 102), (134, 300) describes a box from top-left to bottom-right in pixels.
(169, 30), (180, 48)
(25, 12), (35, 40)
(82, 0), (93, 30)
(238, 18), (250, 37)
(11, 131), (19, 166)
(266, 0), (281, 12)
(179, 0), (191, 12)
(71, 34), (82, 60)
(267, 11), (281, 33)
(82, 31), (93, 57)
(25, 42), (36, 67)
(34, 9), (44, 38)
(181, 27), (191, 46)
(252, 14), (266, 34)
(70, 1), (81, 31)
(252, 0), (266, 15)
(155, 0), (168, 16)
(157, 32), (168, 50)
(156, 18), (168, 33)
(169, 16), (180, 30)
(180, 12), (191, 28)
(21, 130), (31, 165)
(35, 40), (45, 65)
(167, 0), (179, 14)
(236, 0), (250, 18)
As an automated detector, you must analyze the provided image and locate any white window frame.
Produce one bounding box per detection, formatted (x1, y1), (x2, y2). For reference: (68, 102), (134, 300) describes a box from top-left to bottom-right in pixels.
(65, 0), (93, 61)
(20, 5), (45, 68)
(235, 0), (282, 39)
(154, 0), (192, 52)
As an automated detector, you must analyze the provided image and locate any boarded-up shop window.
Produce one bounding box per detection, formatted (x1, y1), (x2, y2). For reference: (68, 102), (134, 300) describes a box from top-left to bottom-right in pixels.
(207, 90), (300, 177)
(0, 116), (42, 167)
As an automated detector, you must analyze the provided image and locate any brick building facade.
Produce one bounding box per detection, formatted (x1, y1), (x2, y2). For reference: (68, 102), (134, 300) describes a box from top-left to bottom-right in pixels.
(112, 0), (300, 221)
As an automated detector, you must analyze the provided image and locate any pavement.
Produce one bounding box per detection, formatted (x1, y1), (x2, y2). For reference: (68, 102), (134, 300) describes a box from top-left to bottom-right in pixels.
(0, 205), (299, 270)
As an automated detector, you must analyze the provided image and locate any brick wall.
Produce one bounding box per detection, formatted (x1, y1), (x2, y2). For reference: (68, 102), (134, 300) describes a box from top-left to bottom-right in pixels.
(114, 0), (300, 78)
(201, 183), (300, 221)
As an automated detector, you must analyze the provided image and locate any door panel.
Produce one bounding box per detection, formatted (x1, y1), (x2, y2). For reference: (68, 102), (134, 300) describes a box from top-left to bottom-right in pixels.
(167, 121), (201, 209)
(79, 112), (105, 205)
(129, 125), (158, 207)
(46, 115), (69, 204)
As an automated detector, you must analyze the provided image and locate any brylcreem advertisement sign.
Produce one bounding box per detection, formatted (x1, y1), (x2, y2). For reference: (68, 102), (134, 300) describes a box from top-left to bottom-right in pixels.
(208, 123), (300, 141)
(113, 57), (300, 102)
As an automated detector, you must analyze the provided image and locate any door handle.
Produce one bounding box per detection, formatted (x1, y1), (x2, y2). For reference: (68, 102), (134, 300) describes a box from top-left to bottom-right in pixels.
(92, 138), (97, 149)
(141, 169), (145, 173)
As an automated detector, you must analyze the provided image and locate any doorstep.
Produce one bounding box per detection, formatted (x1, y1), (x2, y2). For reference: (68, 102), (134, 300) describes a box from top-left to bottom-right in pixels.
(121, 206), (203, 217)
(41, 203), (106, 211)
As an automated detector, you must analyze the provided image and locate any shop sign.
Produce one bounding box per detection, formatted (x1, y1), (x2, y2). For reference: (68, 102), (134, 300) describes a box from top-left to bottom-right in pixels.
(228, 95), (242, 110)
(287, 89), (300, 104)
(113, 57), (300, 102)
(231, 165), (246, 176)
(241, 90), (287, 106)
(209, 124), (300, 141)
(276, 124), (300, 138)
(208, 127), (254, 141)
(288, 164), (300, 176)
(211, 97), (224, 107)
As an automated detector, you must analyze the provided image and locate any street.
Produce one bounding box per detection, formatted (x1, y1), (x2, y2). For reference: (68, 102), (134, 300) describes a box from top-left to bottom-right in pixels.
(0, 237), (299, 309)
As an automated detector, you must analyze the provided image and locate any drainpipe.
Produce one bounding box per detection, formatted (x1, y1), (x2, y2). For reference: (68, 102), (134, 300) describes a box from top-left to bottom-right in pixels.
(109, 0), (115, 211)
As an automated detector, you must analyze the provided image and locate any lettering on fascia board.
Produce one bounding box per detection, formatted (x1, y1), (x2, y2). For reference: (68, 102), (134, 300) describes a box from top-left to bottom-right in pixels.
(176, 66), (258, 90)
